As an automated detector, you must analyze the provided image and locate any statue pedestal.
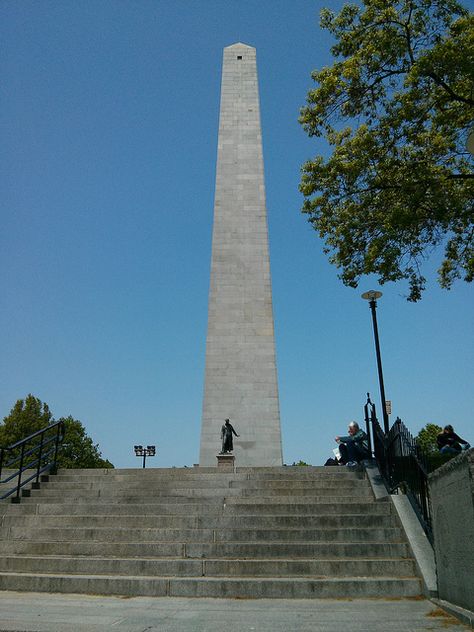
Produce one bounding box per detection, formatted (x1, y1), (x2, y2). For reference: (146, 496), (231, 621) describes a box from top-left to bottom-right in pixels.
(216, 454), (235, 470)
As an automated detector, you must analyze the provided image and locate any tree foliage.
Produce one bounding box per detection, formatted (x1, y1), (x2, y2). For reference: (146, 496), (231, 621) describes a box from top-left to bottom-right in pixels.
(0, 395), (113, 469)
(416, 422), (442, 455)
(300, 0), (474, 301)
(57, 416), (113, 469)
(0, 394), (53, 447)
(416, 422), (453, 471)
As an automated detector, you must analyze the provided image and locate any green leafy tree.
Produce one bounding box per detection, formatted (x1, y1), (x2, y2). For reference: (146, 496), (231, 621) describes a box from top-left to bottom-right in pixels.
(416, 422), (442, 455)
(57, 416), (113, 469)
(416, 422), (453, 470)
(0, 394), (53, 447)
(299, 0), (474, 301)
(0, 396), (113, 469)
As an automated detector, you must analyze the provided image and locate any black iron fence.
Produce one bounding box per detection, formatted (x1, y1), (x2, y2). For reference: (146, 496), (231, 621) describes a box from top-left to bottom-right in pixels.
(0, 420), (65, 502)
(364, 394), (433, 544)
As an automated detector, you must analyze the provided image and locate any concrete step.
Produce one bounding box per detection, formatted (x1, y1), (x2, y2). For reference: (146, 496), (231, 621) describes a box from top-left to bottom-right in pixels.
(24, 486), (374, 499)
(49, 475), (364, 485)
(0, 572), (423, 598)
(39, 479), (371, 491)
(48, 471), (365, 485)
(1, 526), (404, 543)
(51, 473), (245, 483)
(3, 500), (392, 516)
(0, 555), (417, 578)
(21, 490), (230, 507)
(41, 479), (242, 490)
(234, 487), (373, 497)
(53, 467), (359, 477)
(17, 495), (378, 509)
(167, 576), (423, 599)
(241, 471), (363, 479)
(0, 513), (396, 529)
(51, 469), (363, 480)
(24, 488), (234, 498)
(0, 540), (410, 559)
(228, 479), (369, 489)
(220, 496), (390, 515)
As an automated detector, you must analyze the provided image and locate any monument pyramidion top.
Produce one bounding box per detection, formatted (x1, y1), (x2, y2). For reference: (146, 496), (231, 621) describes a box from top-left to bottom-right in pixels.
(224, 42), (255, 51)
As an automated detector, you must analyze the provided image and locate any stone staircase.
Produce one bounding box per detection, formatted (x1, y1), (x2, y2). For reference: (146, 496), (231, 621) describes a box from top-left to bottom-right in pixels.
(0, 466), (422, 598)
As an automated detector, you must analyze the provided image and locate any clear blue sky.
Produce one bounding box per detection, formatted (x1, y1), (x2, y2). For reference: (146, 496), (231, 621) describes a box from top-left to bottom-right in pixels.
(1, 1), (472, 468)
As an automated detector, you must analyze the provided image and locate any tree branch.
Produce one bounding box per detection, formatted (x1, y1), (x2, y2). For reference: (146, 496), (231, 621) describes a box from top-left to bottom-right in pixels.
(427, 72), (474, 106)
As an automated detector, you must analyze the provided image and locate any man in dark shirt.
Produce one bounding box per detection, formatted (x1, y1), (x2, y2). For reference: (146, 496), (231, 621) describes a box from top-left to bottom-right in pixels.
(437, 425), (470, 455)
(335, 421), (370, 466)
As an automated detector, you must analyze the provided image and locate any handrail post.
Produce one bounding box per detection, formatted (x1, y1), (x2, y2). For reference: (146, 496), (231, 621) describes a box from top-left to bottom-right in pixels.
(364, 393), (373, 457)
(51, 421), (64, 474)
(35, 431), (45, 485)
(15, 443), (26, 501)
(369, 398), (379, 463)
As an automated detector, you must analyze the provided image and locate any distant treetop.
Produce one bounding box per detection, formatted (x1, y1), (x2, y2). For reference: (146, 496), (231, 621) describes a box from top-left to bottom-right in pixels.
(0, 395), (114, 469)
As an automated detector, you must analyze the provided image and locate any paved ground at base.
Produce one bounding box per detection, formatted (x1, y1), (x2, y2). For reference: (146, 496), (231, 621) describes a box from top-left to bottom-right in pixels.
(0, 593), (469, 632)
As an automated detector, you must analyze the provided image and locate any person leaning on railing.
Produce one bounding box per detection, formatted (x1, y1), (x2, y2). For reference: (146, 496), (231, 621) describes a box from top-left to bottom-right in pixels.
(437, 425), (470, 455)
(335, 421), (370, 467)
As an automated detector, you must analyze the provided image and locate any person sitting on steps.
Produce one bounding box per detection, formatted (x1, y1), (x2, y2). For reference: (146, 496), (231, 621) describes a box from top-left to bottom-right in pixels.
(335, 421), (370, 467)
(437, 425), (470, 455)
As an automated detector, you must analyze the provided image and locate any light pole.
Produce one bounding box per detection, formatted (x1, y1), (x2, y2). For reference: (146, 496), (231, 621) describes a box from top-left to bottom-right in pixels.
(361, 290), (390, 435)
(134, 445), (156, 468)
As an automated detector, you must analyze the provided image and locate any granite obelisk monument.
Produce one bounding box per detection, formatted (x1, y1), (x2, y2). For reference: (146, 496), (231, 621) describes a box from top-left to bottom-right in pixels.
(199, 43), (283, 467)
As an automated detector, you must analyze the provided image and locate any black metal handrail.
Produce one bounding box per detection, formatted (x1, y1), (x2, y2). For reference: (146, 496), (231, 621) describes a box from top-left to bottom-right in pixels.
(387, 417), (432, 541)
(0, 420), (65, 502)
(364, 393), (433, 544)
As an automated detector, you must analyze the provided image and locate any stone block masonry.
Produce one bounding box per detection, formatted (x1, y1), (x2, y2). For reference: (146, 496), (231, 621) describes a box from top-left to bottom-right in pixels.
(199, 43), (282, 466)
(429, 448), (474, 614)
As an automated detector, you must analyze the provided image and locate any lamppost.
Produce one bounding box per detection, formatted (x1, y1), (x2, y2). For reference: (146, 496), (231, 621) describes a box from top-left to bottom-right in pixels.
(134, 445), (156, 468)
(361, 290), (390, 435)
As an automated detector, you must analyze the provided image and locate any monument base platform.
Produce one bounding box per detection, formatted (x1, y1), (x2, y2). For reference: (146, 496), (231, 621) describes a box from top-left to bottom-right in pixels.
(216, 454), (235, 470)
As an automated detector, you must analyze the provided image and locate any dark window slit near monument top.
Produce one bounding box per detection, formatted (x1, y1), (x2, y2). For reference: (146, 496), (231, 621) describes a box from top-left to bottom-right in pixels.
(237, 56), (242, 60)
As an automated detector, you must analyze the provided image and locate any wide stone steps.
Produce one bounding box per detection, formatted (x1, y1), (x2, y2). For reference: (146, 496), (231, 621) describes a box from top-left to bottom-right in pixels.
(33, 487), (376, 496)
(39, 478), (368, 488)
(0, 466), (422, 599)
(4, 500), (392, 515)
(0, 573), (422, 598)
(0, 540), (410, 559)
(0, 513), (395, 528)
(19, 469), (352, 486)
(21, 478), (373, 495)
(51, 467), (358, 478)
(0, 526), (404, 543)
(27, 485), (373, 498)
(0, 555), (416, 577)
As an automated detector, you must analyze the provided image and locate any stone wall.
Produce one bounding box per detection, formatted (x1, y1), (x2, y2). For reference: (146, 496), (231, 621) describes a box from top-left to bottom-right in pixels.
(429, 448), (474, 611)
